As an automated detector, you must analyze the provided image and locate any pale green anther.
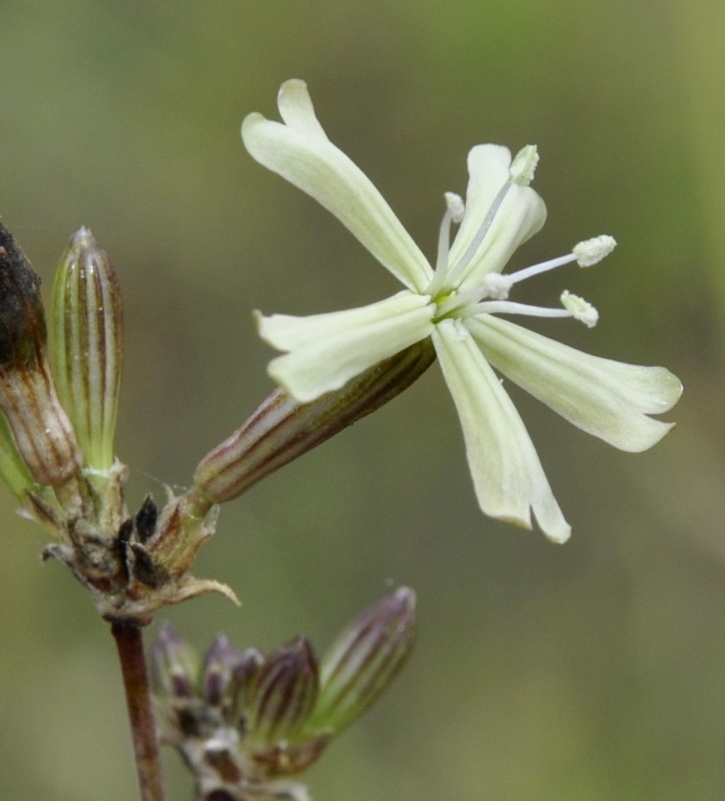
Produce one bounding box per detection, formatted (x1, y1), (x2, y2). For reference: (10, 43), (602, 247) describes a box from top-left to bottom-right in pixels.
(444, 192), (465, 223)
(573, 235), (617, 267)
(509, 145), (539, 185)
(51, 228), (123, 474)
(560, 290), (599, 328)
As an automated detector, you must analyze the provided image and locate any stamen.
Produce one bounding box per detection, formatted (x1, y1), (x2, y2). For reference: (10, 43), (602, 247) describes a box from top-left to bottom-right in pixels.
(445, 191), (465, 224)
(505, 253), (577, 285)
(479, 272), (513, 300)
(560, 290), (599, 327)
(459, 300), (573, 319)
(427, 193), (465, 297)
(573, 235), (616, 267)
(446, 179), (513, 286)
(510, 145), (539, 186)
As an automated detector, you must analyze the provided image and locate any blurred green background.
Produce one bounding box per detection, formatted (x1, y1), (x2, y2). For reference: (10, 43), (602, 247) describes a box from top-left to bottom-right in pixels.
(1, 1), (724, 799)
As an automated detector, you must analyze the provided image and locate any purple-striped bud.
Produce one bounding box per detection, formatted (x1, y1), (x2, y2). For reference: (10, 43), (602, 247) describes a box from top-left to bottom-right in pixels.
(305, 587), (416, 735)
(228, 646), (264, 723)
(0, 221), (82, 487)
(152, 622), (200, 699)
(192, 339), (435, 506)
(247, 636), (319, 744)
(201, 633), (244, 708)
(51, 228), (123, 473)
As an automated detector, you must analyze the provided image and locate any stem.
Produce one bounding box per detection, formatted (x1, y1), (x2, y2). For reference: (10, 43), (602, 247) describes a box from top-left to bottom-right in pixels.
(111, 620), (166, 801)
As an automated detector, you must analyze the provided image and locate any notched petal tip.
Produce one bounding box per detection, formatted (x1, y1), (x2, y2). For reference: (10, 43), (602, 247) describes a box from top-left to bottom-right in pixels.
(279, 77), (309, 100)
(277, 79), (329, 140)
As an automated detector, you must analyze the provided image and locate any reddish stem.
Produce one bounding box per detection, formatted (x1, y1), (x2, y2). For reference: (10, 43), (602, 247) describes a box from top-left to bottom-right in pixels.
(111, 621), (166, 801)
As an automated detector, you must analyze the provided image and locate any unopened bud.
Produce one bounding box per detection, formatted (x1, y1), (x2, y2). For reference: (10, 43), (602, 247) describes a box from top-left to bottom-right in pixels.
(152, 622), (200, 699)
(192, 338), (435, 506)
(201, 634), (244, 708)
(51, 227), (123, 473)
(0, 221), (82, 486)
(228, 646), (264, 722)
(306, 587), (416, 735)
(247, 636), (319, 744)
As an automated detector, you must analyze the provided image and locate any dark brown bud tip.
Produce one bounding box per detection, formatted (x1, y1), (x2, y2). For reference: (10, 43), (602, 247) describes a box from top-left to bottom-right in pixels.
(0, 220), (46, 371)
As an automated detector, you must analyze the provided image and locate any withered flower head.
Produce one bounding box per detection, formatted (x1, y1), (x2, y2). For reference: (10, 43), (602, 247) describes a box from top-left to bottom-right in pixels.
(0, 221), (82, 488)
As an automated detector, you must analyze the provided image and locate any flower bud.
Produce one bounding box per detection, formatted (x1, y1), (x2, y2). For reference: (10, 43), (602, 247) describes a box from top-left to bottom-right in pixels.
(51, 227), (123, 473)
(228, 646), (264, 722)
(247, 636), (319, 744)
(0, 221), (82, 486)
(305, 587), (416, 735)
(201, 633), (244, 708)
(152, 622), (200, 699)
(192, 338), (435, 506)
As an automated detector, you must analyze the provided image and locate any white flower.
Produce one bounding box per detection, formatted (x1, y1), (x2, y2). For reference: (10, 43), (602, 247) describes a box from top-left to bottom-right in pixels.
(242, 79), (682, 543)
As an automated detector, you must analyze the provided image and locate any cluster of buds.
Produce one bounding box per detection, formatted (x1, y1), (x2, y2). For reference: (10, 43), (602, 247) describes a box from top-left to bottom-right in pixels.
(0, 220), (435, 623)
(152, 587), (416, 801)
(0, 221), (237, 621)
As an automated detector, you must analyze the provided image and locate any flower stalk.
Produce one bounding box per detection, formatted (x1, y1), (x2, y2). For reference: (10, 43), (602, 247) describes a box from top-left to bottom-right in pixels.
(112, 621), (167, 801)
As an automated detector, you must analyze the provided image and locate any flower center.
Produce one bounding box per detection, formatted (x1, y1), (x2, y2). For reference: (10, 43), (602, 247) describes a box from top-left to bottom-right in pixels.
(426, 181), (616, 330)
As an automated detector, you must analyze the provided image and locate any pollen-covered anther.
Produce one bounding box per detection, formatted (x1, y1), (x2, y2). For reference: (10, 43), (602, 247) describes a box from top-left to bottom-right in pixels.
(444, 192), (465, 224)
(509, 145), (539, 186)
(573, 235), (617, 267)
(561, 290), (599, 328)
(479, 272), (513, 300)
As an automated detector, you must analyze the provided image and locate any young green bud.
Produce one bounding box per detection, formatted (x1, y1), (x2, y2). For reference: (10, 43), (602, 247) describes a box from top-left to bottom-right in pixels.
(152, 622), (200, 699)
(0, 221), (82, 486)
(306, 587), (416, 735)
(51, 227), (123, 473)
(247, 636), (319, 744)
(192, 338), (435, 506)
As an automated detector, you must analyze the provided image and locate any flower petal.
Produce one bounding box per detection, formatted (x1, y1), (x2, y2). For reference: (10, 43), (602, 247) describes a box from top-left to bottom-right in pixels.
(242, 80), (433, 293)
(257, 292), (435, 403)
(466, 314), (682, 452)
(432, 319), (571, 543)
(447, 145), (547, 291)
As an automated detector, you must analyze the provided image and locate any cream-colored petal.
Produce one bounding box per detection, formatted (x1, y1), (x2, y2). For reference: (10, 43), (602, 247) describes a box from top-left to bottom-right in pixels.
(448, 145), (512, 262)
(277, 78), (330, 139)
(258, 293), (435, 403)
(457, 185), (546, 292)
(447, 145), (547, 291)
(466, 314), (682, 452)
(432, 319), (571, 543)
(242, 85), (433, 293)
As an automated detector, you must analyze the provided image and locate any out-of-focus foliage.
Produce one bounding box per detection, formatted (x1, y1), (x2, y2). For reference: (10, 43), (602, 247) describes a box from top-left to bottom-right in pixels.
(0, 1), (723, 799)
